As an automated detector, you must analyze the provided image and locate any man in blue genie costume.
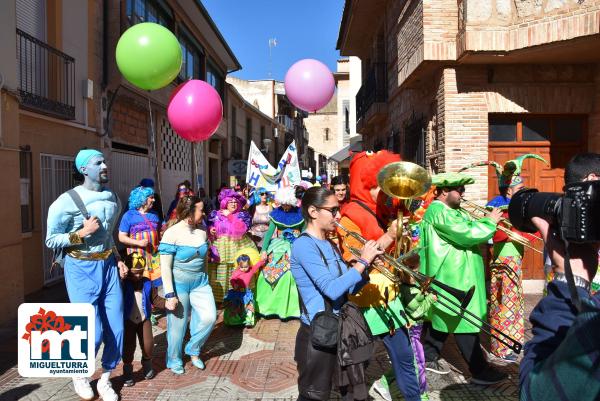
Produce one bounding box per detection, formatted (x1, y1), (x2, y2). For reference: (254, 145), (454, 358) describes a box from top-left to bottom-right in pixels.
(45, 149), (127, 401)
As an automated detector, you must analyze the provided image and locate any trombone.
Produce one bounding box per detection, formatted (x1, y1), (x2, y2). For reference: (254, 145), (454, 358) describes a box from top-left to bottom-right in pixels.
(460, 198), (543, 254)
(336, 221), (523, 354)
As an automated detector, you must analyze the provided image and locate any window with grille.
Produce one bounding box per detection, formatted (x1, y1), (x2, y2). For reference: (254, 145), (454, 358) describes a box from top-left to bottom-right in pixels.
(245, 118), (252, 157)
(179, 31), (203, 81)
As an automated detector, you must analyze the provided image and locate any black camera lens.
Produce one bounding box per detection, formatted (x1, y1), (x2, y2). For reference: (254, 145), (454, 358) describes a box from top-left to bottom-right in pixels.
(508, 188), (561, 233)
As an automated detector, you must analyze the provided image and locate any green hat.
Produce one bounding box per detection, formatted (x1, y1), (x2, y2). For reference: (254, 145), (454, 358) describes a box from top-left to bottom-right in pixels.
(459, 154), (548, 189)
(432, 172), (475, 188)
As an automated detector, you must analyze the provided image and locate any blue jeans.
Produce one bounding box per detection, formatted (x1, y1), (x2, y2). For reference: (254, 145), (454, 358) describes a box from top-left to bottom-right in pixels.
(166, 269), (217, 370)
(382, 328), (421, 401)
(64, 255), (124, 370)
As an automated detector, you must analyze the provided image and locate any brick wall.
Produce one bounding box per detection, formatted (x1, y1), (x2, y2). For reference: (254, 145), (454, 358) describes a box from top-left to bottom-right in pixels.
(110, 96), (149, 147)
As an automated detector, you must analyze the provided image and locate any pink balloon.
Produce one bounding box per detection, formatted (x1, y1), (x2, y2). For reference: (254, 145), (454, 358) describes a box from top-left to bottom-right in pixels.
(167, 80), (223, 142)
(284, 59), (335, 113)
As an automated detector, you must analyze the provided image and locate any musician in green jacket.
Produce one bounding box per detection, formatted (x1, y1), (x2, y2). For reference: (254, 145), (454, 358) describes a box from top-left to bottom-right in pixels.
(418, 172), (507, 385)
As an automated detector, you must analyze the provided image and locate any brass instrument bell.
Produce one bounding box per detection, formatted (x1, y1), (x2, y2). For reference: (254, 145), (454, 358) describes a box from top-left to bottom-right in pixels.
(377, 161), (432, 200)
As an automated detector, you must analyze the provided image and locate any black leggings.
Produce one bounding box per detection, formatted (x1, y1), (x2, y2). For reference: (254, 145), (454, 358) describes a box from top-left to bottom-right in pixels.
(422, 323), (488, 374)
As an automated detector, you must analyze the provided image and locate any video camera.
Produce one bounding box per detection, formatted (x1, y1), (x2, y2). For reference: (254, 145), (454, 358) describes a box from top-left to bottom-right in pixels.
(508, 180), (600, 243)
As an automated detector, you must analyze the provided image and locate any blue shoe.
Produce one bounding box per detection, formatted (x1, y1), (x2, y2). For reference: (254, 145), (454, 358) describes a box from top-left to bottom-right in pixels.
(170, 366), (184, 375)
(191, 358), (205, 370)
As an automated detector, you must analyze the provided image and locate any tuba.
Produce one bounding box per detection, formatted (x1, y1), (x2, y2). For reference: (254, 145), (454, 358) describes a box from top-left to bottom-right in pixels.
(376, 161), (432, 256)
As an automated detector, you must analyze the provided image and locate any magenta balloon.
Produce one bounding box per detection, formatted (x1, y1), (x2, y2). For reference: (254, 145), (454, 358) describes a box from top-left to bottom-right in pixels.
(167, 80), (223, 142)
(284, 59), (335, 113)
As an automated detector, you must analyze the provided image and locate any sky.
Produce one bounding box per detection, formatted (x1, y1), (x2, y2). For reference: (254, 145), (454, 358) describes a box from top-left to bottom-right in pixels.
(201, 0), (345, 81)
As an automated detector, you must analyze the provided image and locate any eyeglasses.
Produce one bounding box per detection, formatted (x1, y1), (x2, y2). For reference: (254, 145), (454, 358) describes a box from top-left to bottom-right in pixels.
(260, 193), (267, 196)
(451, 186), (465, 194)
(317, 206), (340, 216)
(178, 187), (188, 192)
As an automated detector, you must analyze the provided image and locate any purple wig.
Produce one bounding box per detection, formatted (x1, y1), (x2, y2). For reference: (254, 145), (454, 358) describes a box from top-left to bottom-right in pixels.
(218, 189), (246, 212)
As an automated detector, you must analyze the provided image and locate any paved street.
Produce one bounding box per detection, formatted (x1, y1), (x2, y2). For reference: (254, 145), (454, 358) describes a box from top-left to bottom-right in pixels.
(0, 291), (540, 401)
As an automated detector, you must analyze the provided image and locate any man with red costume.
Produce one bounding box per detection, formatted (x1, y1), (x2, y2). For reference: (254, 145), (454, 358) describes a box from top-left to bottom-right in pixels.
(337, 151), (421, 401)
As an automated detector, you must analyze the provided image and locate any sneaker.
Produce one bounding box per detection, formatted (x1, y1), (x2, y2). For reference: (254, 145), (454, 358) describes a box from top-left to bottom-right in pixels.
(122, 364), (134, 387)
(372, 378), (392, 401)
(425, 359), (451, 375)
(97, 378), (119, 401)
(72, 377), (94, 400)
(470, 367), (508, 385)
(191, 357), (205, 370)
(142, 358), (155, 380)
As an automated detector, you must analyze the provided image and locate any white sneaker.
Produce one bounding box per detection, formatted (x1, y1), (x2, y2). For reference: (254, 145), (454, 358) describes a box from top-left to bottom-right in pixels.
(97, 378), (119, 401)
(72, 377), (94, 400)
(372, 378), (393, 401)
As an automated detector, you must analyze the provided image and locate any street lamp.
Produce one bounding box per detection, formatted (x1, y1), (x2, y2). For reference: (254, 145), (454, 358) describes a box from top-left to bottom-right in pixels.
(261, 138), (272, 154)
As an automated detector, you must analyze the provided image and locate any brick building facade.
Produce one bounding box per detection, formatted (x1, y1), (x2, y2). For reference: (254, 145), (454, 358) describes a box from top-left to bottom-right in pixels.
(338, 0), (600, 279)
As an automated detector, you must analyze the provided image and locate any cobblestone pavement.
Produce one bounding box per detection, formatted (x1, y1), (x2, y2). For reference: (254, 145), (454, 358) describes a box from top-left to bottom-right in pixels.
(0, 294), (541, 401)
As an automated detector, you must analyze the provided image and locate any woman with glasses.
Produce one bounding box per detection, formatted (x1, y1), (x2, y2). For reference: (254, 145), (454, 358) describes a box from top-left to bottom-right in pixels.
(291, 186), (382, 401)
(249, 187), (273, 248)
(255, 186), (304, 319)
(207, 189), (257, 303)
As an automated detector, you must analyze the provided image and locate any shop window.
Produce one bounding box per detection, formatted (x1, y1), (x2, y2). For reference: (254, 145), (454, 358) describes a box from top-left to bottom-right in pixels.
(489, 117), (517, 141)
(522, 118), (550, 141)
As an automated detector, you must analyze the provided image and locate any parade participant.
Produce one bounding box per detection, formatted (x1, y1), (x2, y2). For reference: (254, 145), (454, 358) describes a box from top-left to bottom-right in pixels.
(337, 150), (421, 401)
(291, 186), (380, 401)
(165, 181), (192, 223)
(331, 175), (349, 206)
(460, 154), (547, 361)
(139, 178), (164, 221)
(121, 252), (165, 387)
(159, 196), (216, 374)
(45, 149), (127, 401)
(207, 189), (257, 302)
(419, 172), (506, 384)
(223, 248), (265, 327)
(249, 187), (273, 248)
(255, 186), (304, 319)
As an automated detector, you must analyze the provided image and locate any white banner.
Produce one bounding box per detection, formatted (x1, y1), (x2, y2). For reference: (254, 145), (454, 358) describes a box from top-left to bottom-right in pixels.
(246, 141), (301, 191)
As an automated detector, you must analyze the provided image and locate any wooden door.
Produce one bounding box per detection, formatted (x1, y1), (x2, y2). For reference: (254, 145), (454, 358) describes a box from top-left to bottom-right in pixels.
(488, 115), (587, 279)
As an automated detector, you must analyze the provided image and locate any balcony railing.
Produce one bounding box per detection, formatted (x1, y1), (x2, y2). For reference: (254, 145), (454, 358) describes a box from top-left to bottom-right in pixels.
(277, 115), (295, 132)
(17, 28), (76, 120)
(356, 63), (387, 122)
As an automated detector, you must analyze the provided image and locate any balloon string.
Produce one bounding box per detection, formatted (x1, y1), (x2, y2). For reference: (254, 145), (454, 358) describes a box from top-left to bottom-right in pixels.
(147, 96), (164, 216)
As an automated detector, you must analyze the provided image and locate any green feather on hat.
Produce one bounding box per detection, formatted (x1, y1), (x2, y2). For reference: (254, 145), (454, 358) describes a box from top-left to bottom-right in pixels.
(459, 154), (548, 189)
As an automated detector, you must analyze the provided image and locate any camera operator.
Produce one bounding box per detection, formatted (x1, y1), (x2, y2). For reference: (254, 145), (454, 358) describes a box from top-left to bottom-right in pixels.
(519, 152), (600, 401)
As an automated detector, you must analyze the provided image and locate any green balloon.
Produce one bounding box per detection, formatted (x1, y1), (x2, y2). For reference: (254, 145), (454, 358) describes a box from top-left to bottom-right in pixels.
(116, 22), (182, 90)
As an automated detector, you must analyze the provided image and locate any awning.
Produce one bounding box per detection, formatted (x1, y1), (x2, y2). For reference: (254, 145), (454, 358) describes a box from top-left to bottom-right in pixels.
(329, 140), (362, 162)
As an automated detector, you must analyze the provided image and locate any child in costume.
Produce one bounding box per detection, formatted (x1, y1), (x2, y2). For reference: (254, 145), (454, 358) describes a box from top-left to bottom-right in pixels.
(223, 248), (265, 327)
(255, 186), (304, 319)
(460, 154), (546, 362)
(121, 252), (165, 387)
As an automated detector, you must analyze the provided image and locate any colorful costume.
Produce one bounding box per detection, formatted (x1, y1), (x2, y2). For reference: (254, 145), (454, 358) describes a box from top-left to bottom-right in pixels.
(249, 188), (273, 248)
(338, 151), (421, 401)
(159, 220), (216, 373)
(223, 248), (264, 327)
(419, 172), (501, 380)
(460, 154), (546, 358)
(255, 187), (303, 319)
(45, 149), (123, 400)
(401, 283), (437, 398)
(207, 190), (257, 302)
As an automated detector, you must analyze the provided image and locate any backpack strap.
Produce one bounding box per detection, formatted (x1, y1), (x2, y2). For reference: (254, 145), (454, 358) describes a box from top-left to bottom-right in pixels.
(351, 200), (387, 231)
(67, 189), (90, 220)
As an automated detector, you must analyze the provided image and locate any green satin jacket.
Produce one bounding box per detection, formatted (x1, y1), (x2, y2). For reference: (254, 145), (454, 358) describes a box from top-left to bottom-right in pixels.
(419, 200), (497, 333)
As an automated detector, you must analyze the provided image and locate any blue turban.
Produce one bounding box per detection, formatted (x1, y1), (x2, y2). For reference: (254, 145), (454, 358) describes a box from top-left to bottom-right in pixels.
(75, 149), (103, 173)
(128, 186), (155, 210)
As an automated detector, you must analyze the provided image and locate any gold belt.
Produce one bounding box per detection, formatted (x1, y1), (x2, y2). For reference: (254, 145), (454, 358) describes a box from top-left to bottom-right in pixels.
(67, 249), (113, 260)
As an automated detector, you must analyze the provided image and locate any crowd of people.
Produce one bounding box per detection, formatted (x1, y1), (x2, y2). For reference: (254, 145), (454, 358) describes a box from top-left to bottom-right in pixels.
(45, 148), (600, 401)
